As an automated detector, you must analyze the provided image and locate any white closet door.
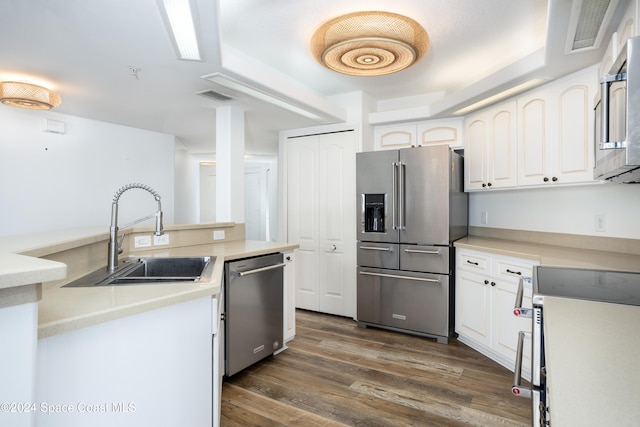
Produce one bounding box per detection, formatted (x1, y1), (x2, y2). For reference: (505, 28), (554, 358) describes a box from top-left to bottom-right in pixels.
(287, 135), (320, 311)
(286, 130), (357, 317)
(318, 131), (356, 316)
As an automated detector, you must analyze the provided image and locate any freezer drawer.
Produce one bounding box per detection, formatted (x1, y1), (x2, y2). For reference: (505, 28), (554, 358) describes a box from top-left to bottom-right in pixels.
(357, 242), (399, 269)
(357, 267), (451, 341)
(400, 244), (449, 274)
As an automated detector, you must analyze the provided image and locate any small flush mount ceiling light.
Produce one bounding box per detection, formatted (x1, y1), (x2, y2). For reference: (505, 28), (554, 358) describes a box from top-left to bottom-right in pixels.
(311, 11), (429, 76)
(0, 81), (61, 110)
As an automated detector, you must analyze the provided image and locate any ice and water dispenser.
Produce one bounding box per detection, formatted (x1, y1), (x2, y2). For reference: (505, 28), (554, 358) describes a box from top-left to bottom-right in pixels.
(363, 194), (386, 233)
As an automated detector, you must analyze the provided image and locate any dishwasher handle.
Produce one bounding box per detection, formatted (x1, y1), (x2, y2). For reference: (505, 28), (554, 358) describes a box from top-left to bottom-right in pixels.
(237, 262), (286, 277)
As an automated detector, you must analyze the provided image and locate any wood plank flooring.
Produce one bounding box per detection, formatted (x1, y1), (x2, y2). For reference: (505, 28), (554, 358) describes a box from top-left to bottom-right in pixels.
(221, 310), (531, 426)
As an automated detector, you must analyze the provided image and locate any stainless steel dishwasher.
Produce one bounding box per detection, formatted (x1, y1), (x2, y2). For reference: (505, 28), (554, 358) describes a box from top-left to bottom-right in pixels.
(224, 252), (284, 376)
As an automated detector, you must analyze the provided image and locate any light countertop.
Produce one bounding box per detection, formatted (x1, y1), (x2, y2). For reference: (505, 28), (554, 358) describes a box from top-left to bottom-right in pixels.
(0, 225), (297, 338)
(454, 235), (640, 272)
(38, 240), (298, 338)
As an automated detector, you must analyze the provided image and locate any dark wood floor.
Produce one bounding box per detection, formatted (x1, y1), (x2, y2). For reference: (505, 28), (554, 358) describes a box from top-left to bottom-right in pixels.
(221, 309), (530, 426)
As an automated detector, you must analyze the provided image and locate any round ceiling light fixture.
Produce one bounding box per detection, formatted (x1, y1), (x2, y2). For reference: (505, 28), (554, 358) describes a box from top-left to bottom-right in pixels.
(310, 11), (429, 76)
(0, 81), (62, 110)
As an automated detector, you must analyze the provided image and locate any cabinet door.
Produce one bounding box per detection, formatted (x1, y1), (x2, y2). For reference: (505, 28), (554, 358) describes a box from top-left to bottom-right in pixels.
(417, 118), (463, 148)
(491, 278), (532, 371)
(374, 124), (417, 150)
(518, 88), (553, 186)
(464, 114), (488, 191)
(287, 135), (320, 311)
(283, 251), (296, 342)
(455, 269), (490, 345)
(487, 101), (517, 189)
(551, 69), (596, 184)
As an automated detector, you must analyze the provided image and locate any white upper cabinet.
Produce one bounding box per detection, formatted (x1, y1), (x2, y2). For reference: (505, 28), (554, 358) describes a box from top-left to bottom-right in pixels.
(373, 118), (463, 150)
(618, 0), (638, 51)
(517, 67), (597, 187)
(465, 100), (517, 191)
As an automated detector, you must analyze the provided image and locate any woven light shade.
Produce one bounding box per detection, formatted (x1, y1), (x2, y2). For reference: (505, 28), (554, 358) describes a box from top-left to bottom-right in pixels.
(0, 81), (61, 110)
(311, 11), (429, 76)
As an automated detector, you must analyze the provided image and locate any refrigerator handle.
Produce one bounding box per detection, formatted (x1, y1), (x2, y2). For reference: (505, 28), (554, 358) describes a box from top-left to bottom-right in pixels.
(392, 162), (398, 230)
(398, 162), (406, 230)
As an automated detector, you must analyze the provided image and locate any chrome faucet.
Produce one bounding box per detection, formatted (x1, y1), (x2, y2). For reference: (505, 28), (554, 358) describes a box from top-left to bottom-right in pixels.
(107, 183), (163, 273)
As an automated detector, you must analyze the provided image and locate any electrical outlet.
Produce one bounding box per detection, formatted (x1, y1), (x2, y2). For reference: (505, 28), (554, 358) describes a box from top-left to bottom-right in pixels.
(213, 230), (225, 241)
(480, 211), (488, 225)
(595, 215), (607, 232)
(153, 234), (169, 246)
(134, 235), (152, 248)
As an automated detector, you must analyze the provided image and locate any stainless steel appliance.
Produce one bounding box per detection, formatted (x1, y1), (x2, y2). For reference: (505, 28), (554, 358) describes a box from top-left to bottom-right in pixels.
(224, 253), (285, 376)
(595, 35), (640, 183)
(356, 145), (468, 344)
(512, 266), (640, 425)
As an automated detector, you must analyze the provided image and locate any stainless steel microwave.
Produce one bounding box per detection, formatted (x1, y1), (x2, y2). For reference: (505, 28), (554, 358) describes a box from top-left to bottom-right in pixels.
(595, 36), (640, 183)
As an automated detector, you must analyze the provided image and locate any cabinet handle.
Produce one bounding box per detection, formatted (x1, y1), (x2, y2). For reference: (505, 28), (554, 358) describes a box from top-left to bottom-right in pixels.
(466, 260), (479, 266)
(506, 269), (522, 276)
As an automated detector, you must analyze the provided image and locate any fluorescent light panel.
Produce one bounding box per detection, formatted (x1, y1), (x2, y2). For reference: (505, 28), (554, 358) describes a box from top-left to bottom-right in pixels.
(203, 73), (328, 122)
(158, 0), (202, 61)
(453, 79), (547, 115)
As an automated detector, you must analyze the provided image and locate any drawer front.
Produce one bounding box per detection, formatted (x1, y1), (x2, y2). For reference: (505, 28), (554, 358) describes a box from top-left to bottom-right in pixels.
(357, 267), (450, 336)
(400, 244), (449, 274)
(457, 250), (490, 274)
(493, 257), (537, 282)
(357, 243), (399, 269)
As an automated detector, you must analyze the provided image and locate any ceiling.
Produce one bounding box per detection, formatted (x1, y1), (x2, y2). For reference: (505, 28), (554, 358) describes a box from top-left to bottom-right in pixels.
(0, 0), (628, 155)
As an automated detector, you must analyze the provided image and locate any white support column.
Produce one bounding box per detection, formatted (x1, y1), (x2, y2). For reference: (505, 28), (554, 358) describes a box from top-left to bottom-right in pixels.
(215, 106), (245, 223)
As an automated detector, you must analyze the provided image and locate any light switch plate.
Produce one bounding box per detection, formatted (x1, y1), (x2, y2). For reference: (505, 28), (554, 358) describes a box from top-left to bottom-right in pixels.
(154, 234), (170, 246)
(134, 235), (152, 248)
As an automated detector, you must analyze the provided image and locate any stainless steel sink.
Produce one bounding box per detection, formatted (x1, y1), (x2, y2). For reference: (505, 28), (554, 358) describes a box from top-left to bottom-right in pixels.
(63, 256), (215, 287)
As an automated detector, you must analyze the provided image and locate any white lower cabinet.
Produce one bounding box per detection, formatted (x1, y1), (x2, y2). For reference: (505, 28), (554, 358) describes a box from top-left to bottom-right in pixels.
(283, 250), (296, 343)
(455, 249), (536, 377)
(35, 297), (215, 427)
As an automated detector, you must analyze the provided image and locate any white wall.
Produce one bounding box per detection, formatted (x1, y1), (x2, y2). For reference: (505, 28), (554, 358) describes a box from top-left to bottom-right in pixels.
(0, 107), (175, 237)
(469, 183), (640, 239)
(174, 147), (199, 224)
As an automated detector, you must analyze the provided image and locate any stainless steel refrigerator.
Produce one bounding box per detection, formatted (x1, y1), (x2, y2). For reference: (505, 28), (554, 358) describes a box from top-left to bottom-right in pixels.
(356, 145), (468, 343)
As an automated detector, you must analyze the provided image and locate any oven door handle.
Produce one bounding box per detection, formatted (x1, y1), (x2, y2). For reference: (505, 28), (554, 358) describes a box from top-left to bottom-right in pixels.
(511, 330), (532, 398)
(513, 276), (533, 318)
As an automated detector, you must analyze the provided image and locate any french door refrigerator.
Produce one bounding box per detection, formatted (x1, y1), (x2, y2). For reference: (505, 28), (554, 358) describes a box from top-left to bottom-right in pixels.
(356, 145), (468, 343)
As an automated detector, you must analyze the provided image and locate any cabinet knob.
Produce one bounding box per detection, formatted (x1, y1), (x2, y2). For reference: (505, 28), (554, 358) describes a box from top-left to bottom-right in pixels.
(552, 177), (558, 182)
(543, 177), (549, 182)
(482, 183), (486, 188)
(484, 280), (489, 285)
(491, 281), (496, 287)
(487, 182), (492, 187)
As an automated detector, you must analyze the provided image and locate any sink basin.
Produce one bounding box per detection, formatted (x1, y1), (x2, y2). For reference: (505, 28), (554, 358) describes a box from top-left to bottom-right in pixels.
(63, 256), (215, 287)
